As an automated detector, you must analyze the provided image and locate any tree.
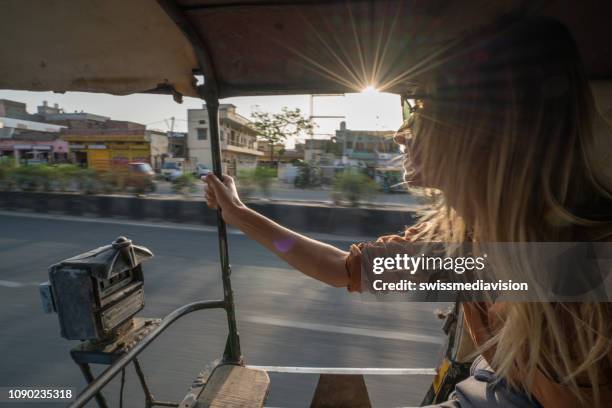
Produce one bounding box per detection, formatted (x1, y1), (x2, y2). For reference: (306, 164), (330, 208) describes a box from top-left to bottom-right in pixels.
(250, 107), (313, 166)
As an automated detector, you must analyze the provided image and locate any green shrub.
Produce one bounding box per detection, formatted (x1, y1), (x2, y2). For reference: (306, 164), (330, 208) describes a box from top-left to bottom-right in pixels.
(53, 164), (84, 191)
(0, 162), (160, 196)
(76, 168), (101, 194)
(253, 167), (275, 197)
(2, 163), (96, 193)
(10, 164), (56, 191)
(0, 157), (15, 191)
(237, 167), (275, 198)
(96, 170), (127, 194)
(332, 169), (378, 207)
(294, 161), (321, 188)
(236, 170), (256, 198)
(171, 173), (196, 195)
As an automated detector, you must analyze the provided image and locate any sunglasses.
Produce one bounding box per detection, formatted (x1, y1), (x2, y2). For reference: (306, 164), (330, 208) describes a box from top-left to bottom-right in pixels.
(399, 93), (429, 132)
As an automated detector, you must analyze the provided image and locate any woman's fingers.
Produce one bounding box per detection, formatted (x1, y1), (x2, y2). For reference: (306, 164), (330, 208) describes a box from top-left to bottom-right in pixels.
(206, 195), (218, 209)
(206, 174), (226, 193)
(221, 174), (235, 187)
(203, 174), (232, 208)
(202, 174), (242, 215)
(205, 191), (218, 208)
(201, 173), (243, 225)
(206, 174), (234, 201)
(203, 176), (221, 194)
(204, 187), (216, 201)
(202, 176), (219, 209)
(207, 198), (218, 209)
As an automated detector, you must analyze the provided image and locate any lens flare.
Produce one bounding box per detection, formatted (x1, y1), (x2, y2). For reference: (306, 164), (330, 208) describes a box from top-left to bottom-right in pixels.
(361, 85), (379, 94)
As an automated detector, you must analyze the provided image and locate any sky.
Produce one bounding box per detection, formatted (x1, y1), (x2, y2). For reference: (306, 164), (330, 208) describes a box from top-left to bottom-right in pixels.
(0, 89), (403, 147)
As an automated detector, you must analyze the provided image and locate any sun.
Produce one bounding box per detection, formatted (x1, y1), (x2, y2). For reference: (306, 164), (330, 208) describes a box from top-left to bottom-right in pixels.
(361, 85), (379, 94)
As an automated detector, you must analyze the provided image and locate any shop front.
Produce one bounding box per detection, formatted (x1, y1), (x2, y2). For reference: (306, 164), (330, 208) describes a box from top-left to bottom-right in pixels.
(63, 134), (152, 171)
(0, 139), (69, 164)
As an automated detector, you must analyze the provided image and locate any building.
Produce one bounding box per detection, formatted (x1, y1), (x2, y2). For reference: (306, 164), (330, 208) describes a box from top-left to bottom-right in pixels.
(0, 99), (68, 164)
(0, 132), (69, 165)
(0, 99), (169, 169)
(335, 121), (399, 168)
(302, 122), (401, 169)
(304, 138), (339, 165)
(167, 131), (187, 158)
(257, 142), (305, 165)
(1, 99), (67, 138)
(34, 102), (169, 171)
(61, 127), (168, 171)
(187, 104), (262, 174)
(0, 99), (31, 121)
(37, 101), (112, 129)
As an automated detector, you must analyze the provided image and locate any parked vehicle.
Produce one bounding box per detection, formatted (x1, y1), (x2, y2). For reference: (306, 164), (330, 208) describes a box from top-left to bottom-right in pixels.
(161, 161), (183, 181)
(127, 162), (155, 193)
(194, 163), (212, 178)
(128, 162), (154, 177)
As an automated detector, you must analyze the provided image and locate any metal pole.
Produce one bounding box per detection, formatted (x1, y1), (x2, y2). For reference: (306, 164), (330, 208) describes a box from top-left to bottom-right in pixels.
(204, 96), (242, 364)
(69, 300), (226, 408)
(132, 358), (153, 408)
(157, 0), (241, 364)
(132, 358), (178, 408)
(77, 363), (108, 408)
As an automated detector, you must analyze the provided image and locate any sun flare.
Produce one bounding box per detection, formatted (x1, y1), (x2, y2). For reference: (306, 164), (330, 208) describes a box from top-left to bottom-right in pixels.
(361, 85), (379, 94)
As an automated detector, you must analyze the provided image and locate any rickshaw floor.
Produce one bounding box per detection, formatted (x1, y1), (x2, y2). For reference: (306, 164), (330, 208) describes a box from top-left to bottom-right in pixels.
(196, 364), (270, 407)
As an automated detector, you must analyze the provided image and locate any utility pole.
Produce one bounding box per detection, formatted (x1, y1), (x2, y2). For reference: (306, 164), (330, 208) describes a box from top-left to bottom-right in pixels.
(308, 95), (346, 165)
(308, 94), (345, 139)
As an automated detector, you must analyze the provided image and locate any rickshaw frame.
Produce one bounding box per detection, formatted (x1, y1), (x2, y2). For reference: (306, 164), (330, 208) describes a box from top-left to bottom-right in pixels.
(3, 0), (609, 406)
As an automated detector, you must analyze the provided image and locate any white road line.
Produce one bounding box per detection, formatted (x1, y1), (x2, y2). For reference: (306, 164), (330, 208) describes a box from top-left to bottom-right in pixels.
(0, 210), (374, 242)
(241, 315), (444, 345)
(0, 210), (219, 233)
(247, 366), (436, 375)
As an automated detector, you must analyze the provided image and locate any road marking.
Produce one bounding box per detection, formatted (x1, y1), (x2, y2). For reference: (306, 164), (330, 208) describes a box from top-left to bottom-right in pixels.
(0, 210), (219, 232)
(241, 315), (444, 345)
(0, 211), (374, 242)
(0, 280), (40, 288)
(247, 366), (436, 375)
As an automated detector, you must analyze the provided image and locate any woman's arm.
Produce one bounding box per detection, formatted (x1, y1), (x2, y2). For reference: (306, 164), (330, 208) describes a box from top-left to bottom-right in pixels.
(203, 174), (350, 288)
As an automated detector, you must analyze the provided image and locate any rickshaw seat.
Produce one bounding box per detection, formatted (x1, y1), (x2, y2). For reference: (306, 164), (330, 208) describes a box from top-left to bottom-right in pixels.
(196, 364), (270, 407)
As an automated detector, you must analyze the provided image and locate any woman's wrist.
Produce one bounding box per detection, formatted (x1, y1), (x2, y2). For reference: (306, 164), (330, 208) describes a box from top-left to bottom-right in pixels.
(224, 202), (249, 227)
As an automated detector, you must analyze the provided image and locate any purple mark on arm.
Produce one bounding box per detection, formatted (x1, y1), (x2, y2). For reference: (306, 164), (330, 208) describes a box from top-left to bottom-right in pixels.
(274, 237), (296, 253)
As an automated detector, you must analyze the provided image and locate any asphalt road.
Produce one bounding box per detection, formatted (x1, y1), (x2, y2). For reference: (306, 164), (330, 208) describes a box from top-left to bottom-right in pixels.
(0, 212), (447, 407)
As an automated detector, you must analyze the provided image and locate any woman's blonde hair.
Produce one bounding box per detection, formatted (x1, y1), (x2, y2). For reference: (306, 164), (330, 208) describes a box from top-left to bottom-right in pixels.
(407, 17), (612, 404)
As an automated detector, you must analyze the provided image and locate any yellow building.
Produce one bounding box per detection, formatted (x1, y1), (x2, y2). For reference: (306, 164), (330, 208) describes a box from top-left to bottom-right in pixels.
(62, 130), (168, 171)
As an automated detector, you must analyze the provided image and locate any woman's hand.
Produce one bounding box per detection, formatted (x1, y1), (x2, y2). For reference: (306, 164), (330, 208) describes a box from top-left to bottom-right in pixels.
(202, 174), (245, 225)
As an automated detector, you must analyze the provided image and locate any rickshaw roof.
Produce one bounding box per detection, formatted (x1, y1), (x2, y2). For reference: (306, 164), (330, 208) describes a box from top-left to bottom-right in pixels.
(1, 0), (611, 100)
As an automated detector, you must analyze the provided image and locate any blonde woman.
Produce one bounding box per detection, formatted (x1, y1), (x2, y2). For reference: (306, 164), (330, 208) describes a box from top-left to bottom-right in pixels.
(204, 16), (612, 407)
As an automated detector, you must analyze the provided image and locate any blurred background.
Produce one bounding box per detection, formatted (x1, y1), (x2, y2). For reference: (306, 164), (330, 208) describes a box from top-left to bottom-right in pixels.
(0, 90), (428, 208)
(0, 90), (445, 407)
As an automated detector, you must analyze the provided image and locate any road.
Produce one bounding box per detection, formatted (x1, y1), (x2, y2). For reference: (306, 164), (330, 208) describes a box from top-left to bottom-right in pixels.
(0, 212), (447, 407)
